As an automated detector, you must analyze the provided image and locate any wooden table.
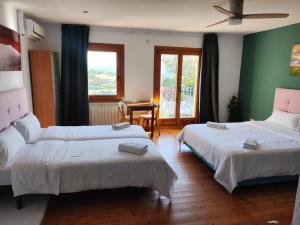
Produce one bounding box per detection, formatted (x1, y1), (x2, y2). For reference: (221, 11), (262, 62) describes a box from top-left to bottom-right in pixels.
(125, 102), (158, 138)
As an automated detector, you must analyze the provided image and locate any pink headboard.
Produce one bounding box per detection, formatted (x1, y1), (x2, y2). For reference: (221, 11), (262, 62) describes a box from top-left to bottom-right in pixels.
(0, 88), (29, 131)
(273, 88), (300, 113)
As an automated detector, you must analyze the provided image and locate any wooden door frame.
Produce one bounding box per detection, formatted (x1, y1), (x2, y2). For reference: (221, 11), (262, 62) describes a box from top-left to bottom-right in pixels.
(153, 46), (202, 126)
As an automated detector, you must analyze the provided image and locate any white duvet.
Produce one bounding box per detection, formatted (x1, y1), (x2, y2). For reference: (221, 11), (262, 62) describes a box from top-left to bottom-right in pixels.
(293, 178), (300, 225)
(178, 121), (300, 193)
(11, 138), (177, 198)
(38, 125), (148, 141)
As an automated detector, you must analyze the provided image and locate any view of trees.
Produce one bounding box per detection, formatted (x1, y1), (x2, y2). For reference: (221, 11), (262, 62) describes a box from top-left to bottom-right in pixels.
(160, 55), (198, 88)
(88, 67), (117, 96)
(160, 54), (199, 118)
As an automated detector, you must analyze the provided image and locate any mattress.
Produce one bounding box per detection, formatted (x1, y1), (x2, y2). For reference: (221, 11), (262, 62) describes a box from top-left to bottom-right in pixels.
(37, 125), (148, 142)
(11, 138), (178, 198)
(178, 121), (300, 193)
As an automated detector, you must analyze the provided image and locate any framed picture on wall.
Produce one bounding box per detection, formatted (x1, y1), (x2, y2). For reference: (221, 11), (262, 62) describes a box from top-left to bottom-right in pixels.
(290, 44), (300, 76)
(0, 24), (21, 71)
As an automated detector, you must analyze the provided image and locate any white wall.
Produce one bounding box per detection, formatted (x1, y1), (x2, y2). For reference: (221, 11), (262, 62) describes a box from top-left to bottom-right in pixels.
(35, 23), (244, 122)
(21, 34), (39, 112)
(218, 34), (243, 122)
(34, 23), (62, 63)
(0, 2), (18, 32)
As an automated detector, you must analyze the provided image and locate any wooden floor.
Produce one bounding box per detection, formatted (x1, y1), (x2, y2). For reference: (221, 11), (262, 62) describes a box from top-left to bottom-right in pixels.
(41, 129), (297, 225)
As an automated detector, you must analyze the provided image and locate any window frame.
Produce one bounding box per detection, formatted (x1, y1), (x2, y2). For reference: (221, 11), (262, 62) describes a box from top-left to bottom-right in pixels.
(88, 43), (124, 102)
(153, 46), (202, 126)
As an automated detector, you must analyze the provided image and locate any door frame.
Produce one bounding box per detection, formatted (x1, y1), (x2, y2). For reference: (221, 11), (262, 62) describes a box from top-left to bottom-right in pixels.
(153, 46), (202, 126)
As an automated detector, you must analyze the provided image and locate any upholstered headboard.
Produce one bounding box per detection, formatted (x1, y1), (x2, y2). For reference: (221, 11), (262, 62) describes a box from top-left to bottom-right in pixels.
(0, 88), (29, 131)
(273, 88), (300, 113)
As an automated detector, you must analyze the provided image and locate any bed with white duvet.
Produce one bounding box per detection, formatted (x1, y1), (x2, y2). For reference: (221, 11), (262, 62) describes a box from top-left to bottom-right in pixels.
(178, 120), (300, 193)
(10, 138), (177, 198)
(0, 88), (177, 210)
(14, 112), (148, 143)
(38, 124), (148, 142)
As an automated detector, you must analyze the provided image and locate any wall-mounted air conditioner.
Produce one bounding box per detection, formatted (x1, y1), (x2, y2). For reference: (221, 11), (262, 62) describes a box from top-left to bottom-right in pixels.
(25, 19), (45, 40)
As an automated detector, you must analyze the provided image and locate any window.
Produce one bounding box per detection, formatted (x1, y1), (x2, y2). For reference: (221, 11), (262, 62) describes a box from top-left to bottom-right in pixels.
(88, 43), (124, 102)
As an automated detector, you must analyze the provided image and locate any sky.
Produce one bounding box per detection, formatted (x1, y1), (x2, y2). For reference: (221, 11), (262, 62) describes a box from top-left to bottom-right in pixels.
(88, 51), (116, 69)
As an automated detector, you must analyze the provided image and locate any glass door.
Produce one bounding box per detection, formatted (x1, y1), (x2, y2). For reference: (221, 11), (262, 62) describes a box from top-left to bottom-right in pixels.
(180, 55), (200, 118)
(153, 46), (201, 126)
(159, 54), (178, 119)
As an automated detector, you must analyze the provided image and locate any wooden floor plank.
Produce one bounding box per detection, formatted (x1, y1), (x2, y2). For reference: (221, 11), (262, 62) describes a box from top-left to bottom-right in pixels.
(41, 129), (297, 225)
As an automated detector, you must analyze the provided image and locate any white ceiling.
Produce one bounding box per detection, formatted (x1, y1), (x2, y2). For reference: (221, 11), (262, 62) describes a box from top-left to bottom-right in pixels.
(2, 0), (300, 34)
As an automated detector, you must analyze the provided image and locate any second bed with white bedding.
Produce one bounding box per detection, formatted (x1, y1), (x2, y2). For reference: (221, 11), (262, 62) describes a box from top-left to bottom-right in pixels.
(178, 121), (300, 193)
(38, 125), (148, 142)
(10, 138), (177, 198)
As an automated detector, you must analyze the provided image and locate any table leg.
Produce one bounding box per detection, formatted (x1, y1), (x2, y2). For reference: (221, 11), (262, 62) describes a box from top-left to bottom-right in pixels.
(151, 108), (154, 138)
(130, 109), (133, 124)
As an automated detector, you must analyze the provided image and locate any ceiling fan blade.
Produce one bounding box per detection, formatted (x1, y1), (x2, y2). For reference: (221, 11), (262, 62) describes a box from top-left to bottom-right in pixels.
(213, 6), (235, 17)
(206, 19), (229, 28)
(242, 13), (289, 19)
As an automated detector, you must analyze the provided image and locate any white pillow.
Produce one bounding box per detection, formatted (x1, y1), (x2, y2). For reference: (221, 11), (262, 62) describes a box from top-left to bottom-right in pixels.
(14, 112), (42, 143)
(0, 126), (25, 167)
(266, 110), (300, 131)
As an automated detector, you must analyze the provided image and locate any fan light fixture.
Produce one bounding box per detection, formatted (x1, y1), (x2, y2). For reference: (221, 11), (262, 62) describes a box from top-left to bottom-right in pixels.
(207, 0), (289, 27)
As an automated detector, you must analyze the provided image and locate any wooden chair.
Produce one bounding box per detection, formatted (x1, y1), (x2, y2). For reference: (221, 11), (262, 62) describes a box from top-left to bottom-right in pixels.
(139, 104), (160, 136)
(118, 101), (140, 124)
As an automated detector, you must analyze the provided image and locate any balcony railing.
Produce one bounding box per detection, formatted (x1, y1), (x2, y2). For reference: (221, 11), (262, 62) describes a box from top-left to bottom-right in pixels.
(160, 86), (195, 118)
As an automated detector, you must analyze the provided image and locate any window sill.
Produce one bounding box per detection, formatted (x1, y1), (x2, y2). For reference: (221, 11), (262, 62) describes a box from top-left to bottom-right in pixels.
(89, 96), (122, 102)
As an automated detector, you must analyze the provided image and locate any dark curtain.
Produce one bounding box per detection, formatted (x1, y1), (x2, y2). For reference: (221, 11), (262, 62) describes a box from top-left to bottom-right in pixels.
(61, 24), (89, 126)
(199, 33), (219, 123)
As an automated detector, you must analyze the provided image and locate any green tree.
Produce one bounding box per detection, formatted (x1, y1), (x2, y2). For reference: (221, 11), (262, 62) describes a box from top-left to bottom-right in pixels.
(182, 56), (198, 87)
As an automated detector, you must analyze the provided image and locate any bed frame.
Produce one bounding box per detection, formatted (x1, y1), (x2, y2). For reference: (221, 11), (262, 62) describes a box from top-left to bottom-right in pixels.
(0, 88), (28, 209)
(184, 87), (300, 191)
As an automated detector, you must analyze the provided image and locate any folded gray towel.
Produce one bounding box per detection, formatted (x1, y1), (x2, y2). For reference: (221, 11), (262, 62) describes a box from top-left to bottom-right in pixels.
(243, 138), (258, 150)
(112, 122), (130, 130)
(243, 144), (257, 150)
(206, 121), (227, 129)
(118, 143), (148, 155)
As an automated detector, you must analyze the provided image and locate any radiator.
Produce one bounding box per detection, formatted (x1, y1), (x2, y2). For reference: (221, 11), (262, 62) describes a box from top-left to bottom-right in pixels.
(89, 102), (120, 125)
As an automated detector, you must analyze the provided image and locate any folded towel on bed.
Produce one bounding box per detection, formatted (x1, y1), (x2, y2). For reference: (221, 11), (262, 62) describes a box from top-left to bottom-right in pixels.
(112, 122), (130, 130)
(118, 143), (148, 155)
(206, 121), (227, 129)
(243, 138), (258, 150)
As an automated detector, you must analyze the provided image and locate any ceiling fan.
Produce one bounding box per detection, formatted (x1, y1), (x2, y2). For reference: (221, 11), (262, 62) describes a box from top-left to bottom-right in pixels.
(207, 0), (289, 27)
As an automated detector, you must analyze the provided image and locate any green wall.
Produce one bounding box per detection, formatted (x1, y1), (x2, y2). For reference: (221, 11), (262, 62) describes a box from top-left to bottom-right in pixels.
(239, 23), (300, 121)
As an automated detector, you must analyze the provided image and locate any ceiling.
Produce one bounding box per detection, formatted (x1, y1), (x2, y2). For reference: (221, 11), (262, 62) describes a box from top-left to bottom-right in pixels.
(2, 0), (300, 34)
